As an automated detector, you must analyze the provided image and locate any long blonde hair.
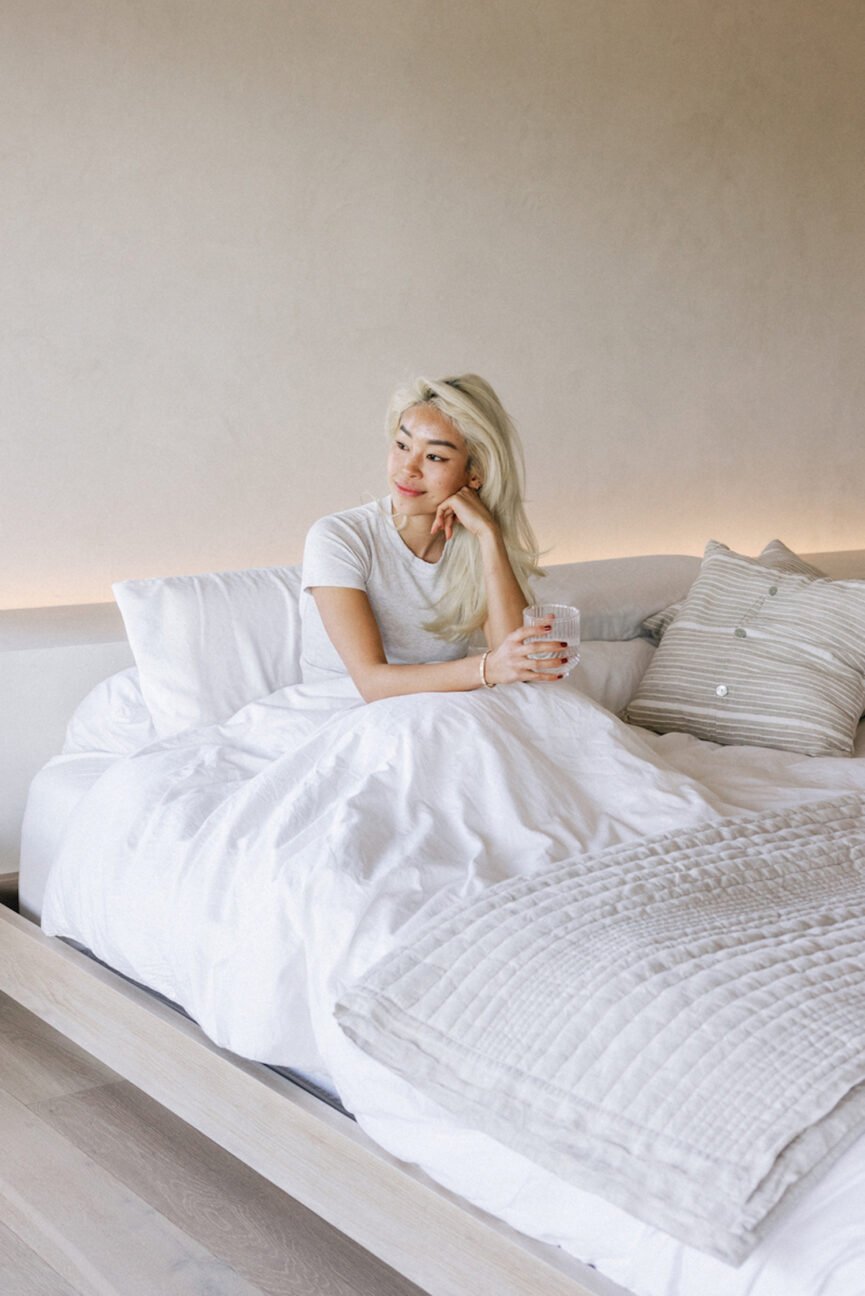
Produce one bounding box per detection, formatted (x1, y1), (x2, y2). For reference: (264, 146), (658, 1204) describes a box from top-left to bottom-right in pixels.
(385, 374), (542, 643)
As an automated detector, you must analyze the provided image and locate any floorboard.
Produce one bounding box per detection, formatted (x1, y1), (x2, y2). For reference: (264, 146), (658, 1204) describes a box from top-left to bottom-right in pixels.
(0, 992), (116, 1105)
(0, 1217), (83, 1296)
(0, 990), (427, 1296)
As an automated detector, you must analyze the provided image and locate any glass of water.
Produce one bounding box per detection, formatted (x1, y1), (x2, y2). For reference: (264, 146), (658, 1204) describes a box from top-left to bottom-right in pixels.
(523, 604), (581, 677)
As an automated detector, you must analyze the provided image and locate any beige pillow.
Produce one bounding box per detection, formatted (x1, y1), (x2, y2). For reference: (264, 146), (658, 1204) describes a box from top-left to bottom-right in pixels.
(641, 540), (824, 644)
(623, 541), (865, 756)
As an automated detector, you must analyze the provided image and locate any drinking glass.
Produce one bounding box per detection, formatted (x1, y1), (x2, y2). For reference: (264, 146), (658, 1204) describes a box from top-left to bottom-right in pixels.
(522, 604), (581, 678)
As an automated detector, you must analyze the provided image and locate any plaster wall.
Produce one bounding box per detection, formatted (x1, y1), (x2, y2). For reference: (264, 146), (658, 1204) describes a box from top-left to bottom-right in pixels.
(2, 0), (863, 606)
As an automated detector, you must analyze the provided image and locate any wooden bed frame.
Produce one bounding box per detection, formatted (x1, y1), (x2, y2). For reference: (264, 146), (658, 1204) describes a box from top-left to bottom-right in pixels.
(3, 547), (864, 1296)
(0, 904), (627, 1296)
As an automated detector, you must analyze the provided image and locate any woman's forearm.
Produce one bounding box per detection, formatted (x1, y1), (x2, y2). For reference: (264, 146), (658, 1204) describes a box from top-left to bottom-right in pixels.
(358, 655), (487, 702)
(478, 527), (529, 649)
(313, 586), (503, 702)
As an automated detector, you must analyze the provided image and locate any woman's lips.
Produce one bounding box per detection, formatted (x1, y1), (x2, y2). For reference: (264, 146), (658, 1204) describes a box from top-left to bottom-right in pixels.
(395, 483), (424, 497)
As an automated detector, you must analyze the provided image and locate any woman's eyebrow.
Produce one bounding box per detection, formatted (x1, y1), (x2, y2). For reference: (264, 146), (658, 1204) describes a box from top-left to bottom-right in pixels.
(398, 424), (460, 451)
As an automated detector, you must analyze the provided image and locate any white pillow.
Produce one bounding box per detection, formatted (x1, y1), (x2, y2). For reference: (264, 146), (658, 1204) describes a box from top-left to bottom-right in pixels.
(533, 555), (700, 641)
(566, 639), (654, 714)
(113, 566), (303, 737)
(63, 667), (158, 756)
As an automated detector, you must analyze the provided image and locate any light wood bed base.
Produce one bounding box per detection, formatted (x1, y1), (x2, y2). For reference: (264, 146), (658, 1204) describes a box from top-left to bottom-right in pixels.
(0, 903), (629, 1296)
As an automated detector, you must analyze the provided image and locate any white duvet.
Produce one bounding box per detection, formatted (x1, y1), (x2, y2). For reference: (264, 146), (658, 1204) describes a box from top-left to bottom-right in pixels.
(41, 680), (865, 1296)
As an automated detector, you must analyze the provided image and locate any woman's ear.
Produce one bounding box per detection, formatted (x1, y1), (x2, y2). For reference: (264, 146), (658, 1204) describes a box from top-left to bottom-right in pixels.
(469, 472), (483, 491)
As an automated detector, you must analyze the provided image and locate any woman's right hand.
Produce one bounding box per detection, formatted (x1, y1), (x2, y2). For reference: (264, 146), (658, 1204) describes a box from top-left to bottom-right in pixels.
(484, 624), (570, 686)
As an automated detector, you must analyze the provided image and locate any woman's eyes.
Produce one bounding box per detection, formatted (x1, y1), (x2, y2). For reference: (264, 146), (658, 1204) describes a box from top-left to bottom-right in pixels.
(394, 441), (447, 463)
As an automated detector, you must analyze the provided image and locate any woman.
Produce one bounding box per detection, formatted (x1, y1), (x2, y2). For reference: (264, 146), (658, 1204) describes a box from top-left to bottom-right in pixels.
(300, 373), (568, 700)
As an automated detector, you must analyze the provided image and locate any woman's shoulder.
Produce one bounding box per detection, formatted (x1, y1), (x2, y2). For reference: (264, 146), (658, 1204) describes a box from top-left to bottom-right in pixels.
(306, 498), (386, 545)
(303, 499), (392, 570)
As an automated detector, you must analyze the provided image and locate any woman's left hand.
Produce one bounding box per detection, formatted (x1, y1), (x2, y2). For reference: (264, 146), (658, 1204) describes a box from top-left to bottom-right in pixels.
(430, 487), (497, 542)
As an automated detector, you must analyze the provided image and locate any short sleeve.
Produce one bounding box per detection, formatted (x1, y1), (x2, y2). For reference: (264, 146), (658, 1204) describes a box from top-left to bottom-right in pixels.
(301, 514), (370, 594)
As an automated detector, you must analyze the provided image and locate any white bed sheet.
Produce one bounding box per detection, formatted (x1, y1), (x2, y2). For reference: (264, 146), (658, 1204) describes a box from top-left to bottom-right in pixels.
(36, 678), (865, 1296)
(19, 754), (116, 922)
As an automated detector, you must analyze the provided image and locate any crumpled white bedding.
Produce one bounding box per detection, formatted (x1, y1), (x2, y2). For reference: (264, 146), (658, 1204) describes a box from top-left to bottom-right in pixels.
(40, 679), (865, 1296)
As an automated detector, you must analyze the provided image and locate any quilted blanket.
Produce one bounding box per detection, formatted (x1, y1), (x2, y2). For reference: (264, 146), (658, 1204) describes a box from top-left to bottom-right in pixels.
(337, 794), (865, 1263)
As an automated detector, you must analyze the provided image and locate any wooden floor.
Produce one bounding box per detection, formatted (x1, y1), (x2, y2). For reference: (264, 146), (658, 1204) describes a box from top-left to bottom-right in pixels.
(0, 989), (427, 1296)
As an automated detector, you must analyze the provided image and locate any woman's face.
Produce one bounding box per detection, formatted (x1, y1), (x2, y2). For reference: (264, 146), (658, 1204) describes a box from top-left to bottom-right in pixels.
(387, 403), (479, 518)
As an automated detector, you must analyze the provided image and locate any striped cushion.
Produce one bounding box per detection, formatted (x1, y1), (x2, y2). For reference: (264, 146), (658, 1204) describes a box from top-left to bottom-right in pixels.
(623, 542), (865, 755)
(641, 540), (824, 644)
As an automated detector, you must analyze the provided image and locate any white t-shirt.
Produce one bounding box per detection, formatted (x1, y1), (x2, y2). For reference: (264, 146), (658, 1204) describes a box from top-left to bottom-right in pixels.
(300, 498), (470, 683)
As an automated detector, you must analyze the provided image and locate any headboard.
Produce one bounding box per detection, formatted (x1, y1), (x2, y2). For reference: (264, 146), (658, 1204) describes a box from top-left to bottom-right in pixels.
(0, 603), (132, 876)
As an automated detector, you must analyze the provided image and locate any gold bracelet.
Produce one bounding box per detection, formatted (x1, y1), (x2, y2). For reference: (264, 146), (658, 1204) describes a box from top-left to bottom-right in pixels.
(480, 650), (496, 689)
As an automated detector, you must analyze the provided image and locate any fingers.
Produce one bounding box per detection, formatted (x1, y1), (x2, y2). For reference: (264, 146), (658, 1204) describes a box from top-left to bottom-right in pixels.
(489, 642), (569, 685)
(437, 488), (495, 539)
(430, 505), (455, 541)
(514, 622), (553, 643)
(526, 657), (569, 677)
(520, 630), (569, 683)
(519, 623), (570, 656)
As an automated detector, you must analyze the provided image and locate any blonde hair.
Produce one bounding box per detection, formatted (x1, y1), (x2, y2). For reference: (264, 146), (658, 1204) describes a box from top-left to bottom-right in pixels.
(385, 374), (542, 643)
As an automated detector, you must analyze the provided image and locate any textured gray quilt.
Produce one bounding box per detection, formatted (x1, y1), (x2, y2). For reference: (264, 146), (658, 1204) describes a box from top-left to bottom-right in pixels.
(337, 795), (865, 1263)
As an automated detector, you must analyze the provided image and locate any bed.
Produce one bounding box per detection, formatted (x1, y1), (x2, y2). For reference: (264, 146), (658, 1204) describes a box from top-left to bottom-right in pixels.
(2, 541), (865, 1296)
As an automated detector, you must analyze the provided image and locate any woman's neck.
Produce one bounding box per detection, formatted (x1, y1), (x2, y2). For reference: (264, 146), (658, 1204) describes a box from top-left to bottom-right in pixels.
(392, 508), (445, 563)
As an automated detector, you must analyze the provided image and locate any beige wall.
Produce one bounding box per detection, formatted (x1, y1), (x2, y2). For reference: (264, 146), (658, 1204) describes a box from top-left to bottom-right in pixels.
(2, 0), (863, 608)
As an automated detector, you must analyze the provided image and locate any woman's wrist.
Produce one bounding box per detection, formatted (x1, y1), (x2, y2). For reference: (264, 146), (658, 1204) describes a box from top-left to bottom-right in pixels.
(475, 518), (504, 550)
(479, 649), (496, 689)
